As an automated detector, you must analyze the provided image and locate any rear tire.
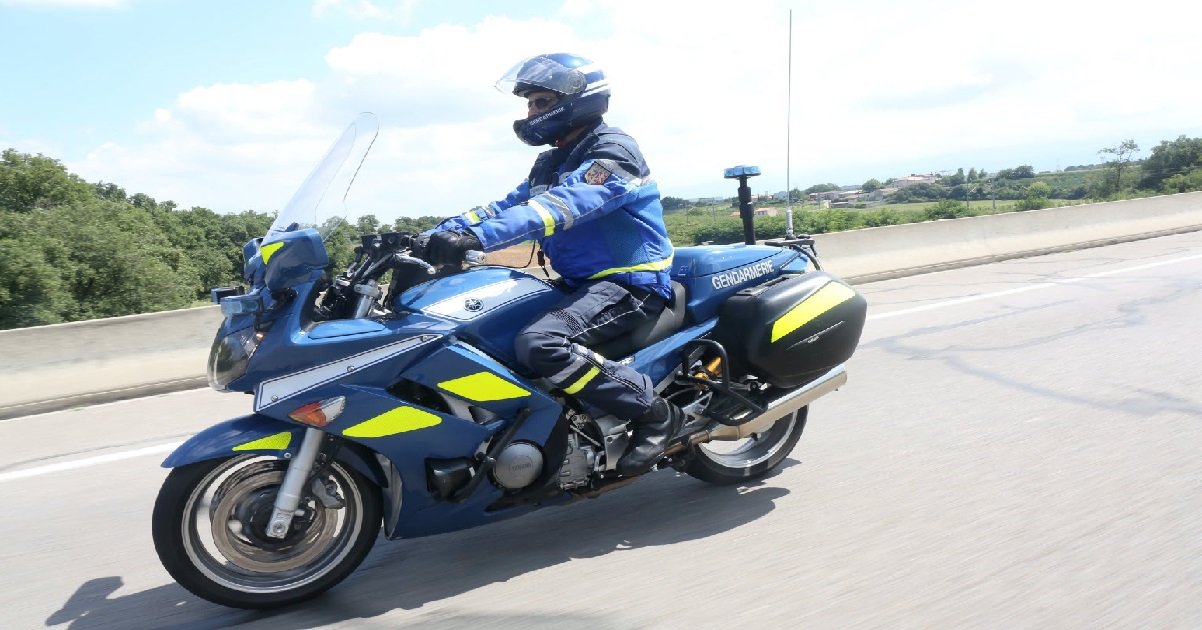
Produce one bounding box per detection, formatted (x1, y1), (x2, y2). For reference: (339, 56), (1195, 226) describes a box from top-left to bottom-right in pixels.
(152, 455), (381, 609)
(685, 407), (807, 484)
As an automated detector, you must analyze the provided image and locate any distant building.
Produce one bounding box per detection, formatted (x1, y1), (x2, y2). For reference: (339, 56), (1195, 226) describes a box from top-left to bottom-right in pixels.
(890, 174), (940, 189)
(728, 207), (780, 217)
(808, 189), (863, 203)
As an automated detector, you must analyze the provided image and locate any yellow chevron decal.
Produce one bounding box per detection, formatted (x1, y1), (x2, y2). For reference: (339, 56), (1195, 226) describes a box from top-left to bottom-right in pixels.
(343, 406), (442, 438)
(437, 372), (530, 402)
(771, 282), (856, 343)
(232, 431), (292, 452)
(260, 241), (285, 264)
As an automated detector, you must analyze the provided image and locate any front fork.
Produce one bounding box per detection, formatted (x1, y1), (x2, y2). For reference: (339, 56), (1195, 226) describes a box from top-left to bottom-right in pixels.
(265, 427), (327, 539)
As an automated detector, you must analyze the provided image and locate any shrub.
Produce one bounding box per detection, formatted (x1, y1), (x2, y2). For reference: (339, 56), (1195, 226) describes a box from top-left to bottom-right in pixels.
(923, 199), (974, 220)
(1015, 196), (1049, 211)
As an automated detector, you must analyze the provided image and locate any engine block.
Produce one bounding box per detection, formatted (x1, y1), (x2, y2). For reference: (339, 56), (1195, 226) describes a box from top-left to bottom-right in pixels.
(558, 433), (597, 490)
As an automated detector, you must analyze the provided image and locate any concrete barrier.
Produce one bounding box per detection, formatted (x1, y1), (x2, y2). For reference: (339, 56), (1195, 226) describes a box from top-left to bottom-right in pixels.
(815, 192), (1202, 281)
(0, 305), (222, 418)
(3, 192), (1201, 418)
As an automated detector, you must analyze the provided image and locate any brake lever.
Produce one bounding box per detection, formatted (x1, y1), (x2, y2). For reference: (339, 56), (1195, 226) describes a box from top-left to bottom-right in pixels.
(394, 253), (437, 275)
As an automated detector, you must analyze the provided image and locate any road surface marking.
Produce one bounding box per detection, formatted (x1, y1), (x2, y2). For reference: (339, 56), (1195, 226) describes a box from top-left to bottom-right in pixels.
(0, 441), (181, 484)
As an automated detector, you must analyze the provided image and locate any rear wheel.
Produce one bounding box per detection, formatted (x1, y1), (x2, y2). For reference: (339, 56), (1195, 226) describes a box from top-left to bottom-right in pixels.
(685, 407), (807, 484)
(152, 455), (381, 609)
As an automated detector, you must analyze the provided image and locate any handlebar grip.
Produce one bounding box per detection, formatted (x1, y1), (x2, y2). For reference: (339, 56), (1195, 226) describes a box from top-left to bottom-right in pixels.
(463, 250), (486, 266)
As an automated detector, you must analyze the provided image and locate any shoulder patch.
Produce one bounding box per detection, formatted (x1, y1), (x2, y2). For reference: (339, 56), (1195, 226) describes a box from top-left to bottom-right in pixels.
(583, 161), (612, 185)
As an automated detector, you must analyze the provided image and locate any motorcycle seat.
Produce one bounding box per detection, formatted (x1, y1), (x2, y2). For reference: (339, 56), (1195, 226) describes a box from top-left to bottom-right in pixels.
(593, 281), (687, 359)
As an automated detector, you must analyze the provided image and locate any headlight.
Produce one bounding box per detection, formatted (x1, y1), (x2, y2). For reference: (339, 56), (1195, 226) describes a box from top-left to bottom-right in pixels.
(207, 326), (264, 391)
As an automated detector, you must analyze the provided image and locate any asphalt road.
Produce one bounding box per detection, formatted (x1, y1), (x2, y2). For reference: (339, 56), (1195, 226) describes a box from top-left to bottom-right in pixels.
(3, 231), (1201, 629)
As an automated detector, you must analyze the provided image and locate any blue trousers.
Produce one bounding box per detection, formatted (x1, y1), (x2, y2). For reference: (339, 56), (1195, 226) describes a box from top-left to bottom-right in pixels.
(514, 280), (667, 419)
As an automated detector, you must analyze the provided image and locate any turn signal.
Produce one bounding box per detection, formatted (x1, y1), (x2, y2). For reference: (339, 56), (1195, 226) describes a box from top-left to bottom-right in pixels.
(288, 397), (346, 427)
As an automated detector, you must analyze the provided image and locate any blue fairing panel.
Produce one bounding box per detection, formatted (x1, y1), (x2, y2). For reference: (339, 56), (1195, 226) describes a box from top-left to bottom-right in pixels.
(624, 318), (719, 385)
(161, 413), (387, 487)
(671, 245), (801, 322)
(161, 414), (305, 467)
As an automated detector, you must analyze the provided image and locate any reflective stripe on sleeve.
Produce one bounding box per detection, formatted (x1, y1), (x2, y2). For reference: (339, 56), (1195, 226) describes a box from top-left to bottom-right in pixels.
(529, 199), (557, 237)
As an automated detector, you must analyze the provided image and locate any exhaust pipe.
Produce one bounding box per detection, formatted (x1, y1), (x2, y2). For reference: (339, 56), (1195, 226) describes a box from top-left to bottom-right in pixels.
(703, 365), (847, 441)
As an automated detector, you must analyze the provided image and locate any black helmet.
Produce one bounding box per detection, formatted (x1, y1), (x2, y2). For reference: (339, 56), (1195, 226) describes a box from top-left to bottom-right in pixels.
(496, 53), (610, 146)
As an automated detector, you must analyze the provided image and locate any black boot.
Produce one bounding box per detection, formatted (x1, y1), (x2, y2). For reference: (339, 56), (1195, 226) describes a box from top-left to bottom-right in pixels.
(616, 397), (685, 476)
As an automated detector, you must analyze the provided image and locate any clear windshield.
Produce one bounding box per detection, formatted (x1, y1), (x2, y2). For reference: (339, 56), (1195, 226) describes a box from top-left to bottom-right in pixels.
(265, 112), (379, 242)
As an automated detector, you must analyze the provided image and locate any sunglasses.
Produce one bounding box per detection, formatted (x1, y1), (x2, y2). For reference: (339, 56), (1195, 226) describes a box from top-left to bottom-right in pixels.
(527, 96), (559, 111)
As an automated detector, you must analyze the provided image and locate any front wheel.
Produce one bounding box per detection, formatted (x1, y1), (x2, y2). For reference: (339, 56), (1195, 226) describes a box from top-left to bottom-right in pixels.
(152, 455), (382, 609)
(685, 407), (808, 484)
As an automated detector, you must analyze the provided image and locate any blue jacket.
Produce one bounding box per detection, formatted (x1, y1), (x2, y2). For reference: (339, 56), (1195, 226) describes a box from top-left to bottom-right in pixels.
(435, 121), (673, 298)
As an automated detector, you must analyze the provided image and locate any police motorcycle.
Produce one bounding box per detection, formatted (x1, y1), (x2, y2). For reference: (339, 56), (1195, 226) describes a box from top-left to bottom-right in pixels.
(151, 114), (868, 609)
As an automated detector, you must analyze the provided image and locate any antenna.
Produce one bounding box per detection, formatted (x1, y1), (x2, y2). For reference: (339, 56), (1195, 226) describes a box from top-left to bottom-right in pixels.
(785, 9), (795, 238)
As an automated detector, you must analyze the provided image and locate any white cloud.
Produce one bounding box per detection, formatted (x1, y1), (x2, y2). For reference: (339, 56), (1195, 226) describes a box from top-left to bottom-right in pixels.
(63, 0), (1202, 221)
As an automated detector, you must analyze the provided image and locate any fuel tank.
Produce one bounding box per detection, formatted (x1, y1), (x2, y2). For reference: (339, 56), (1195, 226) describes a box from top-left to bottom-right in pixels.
(393, 267), (563, 364)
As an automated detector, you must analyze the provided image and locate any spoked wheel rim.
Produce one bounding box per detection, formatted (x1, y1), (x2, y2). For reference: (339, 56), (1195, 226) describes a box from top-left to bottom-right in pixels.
(179, 455), (365, 594)
(697, 412), (798, 469)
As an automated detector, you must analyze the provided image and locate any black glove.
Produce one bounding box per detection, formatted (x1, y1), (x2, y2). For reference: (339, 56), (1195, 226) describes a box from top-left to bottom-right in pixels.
(425, 230), (483, 266)
(409, 233), (431, 260)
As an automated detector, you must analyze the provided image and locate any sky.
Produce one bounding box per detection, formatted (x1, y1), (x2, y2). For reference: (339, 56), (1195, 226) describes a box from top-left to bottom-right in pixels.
(3, 0), (1202, 224)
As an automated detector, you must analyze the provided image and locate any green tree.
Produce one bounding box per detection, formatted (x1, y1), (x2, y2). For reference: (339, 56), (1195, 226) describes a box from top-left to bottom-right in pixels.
(1015, 182), (1051, 210)
(0, 149), (93, 212)
(29, 201), (199, 320)
(1138, 135), (1202, 190)
(389, 215), (442, 234)
(661, 196), (690, 211)
(1098, 139), (1139, 192)
(1027, 181), (1051, 198)
(355, 214), (381, 235)
(803, 183), (840, 195)
(862, 178), (882, 192)
(1160, 169), (1202, 193)
(0, 211), (72, 327)
(93, 182), (127, 202)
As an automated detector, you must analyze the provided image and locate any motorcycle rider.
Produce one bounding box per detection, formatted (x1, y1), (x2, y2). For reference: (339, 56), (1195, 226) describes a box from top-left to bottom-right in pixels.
(423, 53), (683, 476)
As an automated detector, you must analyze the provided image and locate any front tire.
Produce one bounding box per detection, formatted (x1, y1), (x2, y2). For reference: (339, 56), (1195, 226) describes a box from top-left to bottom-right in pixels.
(685, 407), (808, 484)
(152, 455), (382, 609)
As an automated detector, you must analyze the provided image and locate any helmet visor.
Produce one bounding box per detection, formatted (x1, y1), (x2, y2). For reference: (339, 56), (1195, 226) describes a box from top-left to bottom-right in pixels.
(496, 55), (588, 97)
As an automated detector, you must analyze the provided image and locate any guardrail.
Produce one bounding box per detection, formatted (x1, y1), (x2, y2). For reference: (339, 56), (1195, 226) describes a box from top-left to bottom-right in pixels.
(3, 192), (1200, 418)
